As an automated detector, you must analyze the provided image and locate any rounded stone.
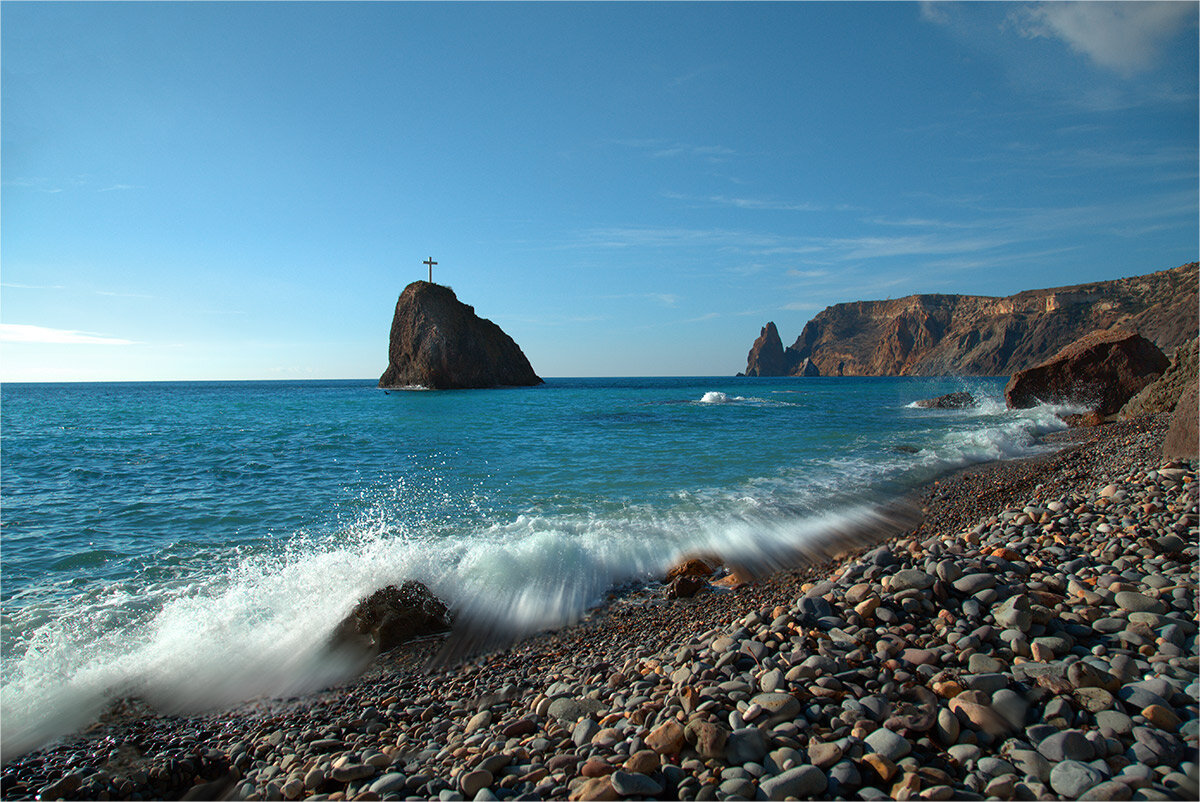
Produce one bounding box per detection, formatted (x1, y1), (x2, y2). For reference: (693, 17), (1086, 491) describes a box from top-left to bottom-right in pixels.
(459, 770), (492, 798)
(1038, 729), (1094, 762)
(609, 770), (664, 797)
(1049, 760), (1106, 798)
(889, 569), (935, 592)
(864, 726), (911, 762)
(1113, 591), (1165, 614)
(759, 765), (828, 799)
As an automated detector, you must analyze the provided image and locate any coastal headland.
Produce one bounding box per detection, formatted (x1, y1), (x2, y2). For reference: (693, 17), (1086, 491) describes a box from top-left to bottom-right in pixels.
(3, 414), (1195, 801)
(744, 262), (1198, 378)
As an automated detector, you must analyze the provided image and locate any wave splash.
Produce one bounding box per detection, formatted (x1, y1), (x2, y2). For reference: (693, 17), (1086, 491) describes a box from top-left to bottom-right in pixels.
(1, 388), (1071, 759)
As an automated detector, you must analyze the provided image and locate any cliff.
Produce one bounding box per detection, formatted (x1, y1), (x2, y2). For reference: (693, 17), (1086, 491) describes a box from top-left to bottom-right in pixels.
(379, 282), (543, 389)
(744, 262), (1198, 377)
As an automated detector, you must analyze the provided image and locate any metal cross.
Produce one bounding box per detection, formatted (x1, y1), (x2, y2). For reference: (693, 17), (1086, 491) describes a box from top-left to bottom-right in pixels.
(423, 257), (438, 283)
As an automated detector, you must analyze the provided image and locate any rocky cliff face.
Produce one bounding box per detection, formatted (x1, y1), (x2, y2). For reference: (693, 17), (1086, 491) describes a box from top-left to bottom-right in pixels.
(379, 282), (543, 389)
(743, 322), (787, 377)
(743, 262), (1197, 377)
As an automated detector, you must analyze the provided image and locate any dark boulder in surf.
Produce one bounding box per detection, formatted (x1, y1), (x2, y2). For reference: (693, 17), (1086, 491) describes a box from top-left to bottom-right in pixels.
(665, 556), (718, 582)
(379, 281), (542, 390)
(913, 391), (976, 409)
(331, 581), (452, 656)
(1004, 329), (1168, 416)
(666, 574), (708, 599)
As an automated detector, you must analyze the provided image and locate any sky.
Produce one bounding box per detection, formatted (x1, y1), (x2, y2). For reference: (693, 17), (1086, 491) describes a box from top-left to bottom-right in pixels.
(2, 1), (1197, 381)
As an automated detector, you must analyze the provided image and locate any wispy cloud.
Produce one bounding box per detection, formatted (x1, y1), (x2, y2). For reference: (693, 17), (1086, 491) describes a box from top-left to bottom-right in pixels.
(3, 177), (63, 194)
(1, 282), (66, 290)
(918, 1), (951, 25)
(600, 292), (679, 307)
(96, 290), (154, 299)
(0, 324), (137, 345)
(97, 184), (141, 192)
(1009, 1), (1195, 75)
(664, 191), (829, 212)
(610, 139), (736, 161)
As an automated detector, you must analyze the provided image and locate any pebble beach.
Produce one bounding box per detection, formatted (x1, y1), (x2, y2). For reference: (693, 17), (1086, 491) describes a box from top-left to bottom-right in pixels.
(3, 414), (1196, 802)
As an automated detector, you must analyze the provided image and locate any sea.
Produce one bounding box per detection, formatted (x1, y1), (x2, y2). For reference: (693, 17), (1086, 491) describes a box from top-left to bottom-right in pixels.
(0, 376), (1076, 758)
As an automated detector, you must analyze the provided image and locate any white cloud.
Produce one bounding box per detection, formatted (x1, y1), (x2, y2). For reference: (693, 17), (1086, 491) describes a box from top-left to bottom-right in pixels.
(610, 139), (736, 161)
(600, 292), (679, 307)
(1012, 1), (1195, 74)
(919, 1), (951, 25)
(96, 290), (154, 299)
(1, 282), (65, 290)
(664, 192), (827, 212)
(0, 324), (137, 345)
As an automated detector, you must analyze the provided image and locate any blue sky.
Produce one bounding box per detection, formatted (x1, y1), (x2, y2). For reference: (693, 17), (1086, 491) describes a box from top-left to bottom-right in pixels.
(2, 1), (1196, 381)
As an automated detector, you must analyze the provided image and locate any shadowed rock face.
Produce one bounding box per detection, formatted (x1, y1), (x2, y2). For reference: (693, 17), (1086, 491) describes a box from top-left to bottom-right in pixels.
(1162, 382), (1198, 460)
(379, 282), (542, 390)
(743, 262), (1197, 377)
(744, 322), (787, 377)
(1122, 337), (1198, 419)
(1004, 329), (1169, 415)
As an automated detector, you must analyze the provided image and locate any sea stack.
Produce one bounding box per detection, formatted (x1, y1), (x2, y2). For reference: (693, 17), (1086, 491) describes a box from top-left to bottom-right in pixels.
(379, 281), (543, 390)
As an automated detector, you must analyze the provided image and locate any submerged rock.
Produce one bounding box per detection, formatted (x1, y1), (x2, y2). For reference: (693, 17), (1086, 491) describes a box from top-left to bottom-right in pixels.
(913, 391), (976, 409)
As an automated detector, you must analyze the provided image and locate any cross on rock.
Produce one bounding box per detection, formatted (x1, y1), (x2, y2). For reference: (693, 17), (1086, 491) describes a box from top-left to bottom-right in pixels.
(423, 257), (438, 283)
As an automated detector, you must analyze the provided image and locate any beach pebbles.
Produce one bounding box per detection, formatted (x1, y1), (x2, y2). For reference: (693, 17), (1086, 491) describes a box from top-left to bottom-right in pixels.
(3, 416), (1195, 801)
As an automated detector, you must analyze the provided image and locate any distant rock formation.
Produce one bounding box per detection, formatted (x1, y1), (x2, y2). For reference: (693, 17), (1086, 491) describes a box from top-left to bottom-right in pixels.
(379, 281), (543, 390)
(1004, 329), (1168, 415)
(742, 262), (1197, 377)
(744, 322), (787, 377)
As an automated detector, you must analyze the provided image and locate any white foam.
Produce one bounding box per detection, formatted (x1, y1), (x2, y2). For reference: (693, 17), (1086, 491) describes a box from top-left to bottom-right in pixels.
(0, 394), (1076, 758)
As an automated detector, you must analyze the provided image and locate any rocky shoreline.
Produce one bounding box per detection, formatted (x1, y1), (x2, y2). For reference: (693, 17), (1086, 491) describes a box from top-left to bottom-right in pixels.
(3, 415), (1196, 802)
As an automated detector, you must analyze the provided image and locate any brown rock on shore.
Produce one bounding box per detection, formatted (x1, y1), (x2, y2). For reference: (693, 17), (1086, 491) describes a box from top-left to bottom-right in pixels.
(1005, 329), (1168, 415)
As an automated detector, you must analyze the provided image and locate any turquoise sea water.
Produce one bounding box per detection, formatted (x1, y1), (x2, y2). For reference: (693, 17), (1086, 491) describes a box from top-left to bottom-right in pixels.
(1, 376), (1071, 756)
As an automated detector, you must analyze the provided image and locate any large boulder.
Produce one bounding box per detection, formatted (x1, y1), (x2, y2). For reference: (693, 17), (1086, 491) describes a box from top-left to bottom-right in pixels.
(330, 581), (452, 655)
(744, 322), (787, 377)
(1004, 329), (1168, 415)
(1122, 337), (1198, 418)
(1162, 382), (1197, 460)
(379, 281), (542, 389)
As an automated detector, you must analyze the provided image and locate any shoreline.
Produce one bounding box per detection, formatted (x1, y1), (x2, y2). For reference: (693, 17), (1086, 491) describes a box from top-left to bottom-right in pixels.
(2, 413), (1195, 801)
